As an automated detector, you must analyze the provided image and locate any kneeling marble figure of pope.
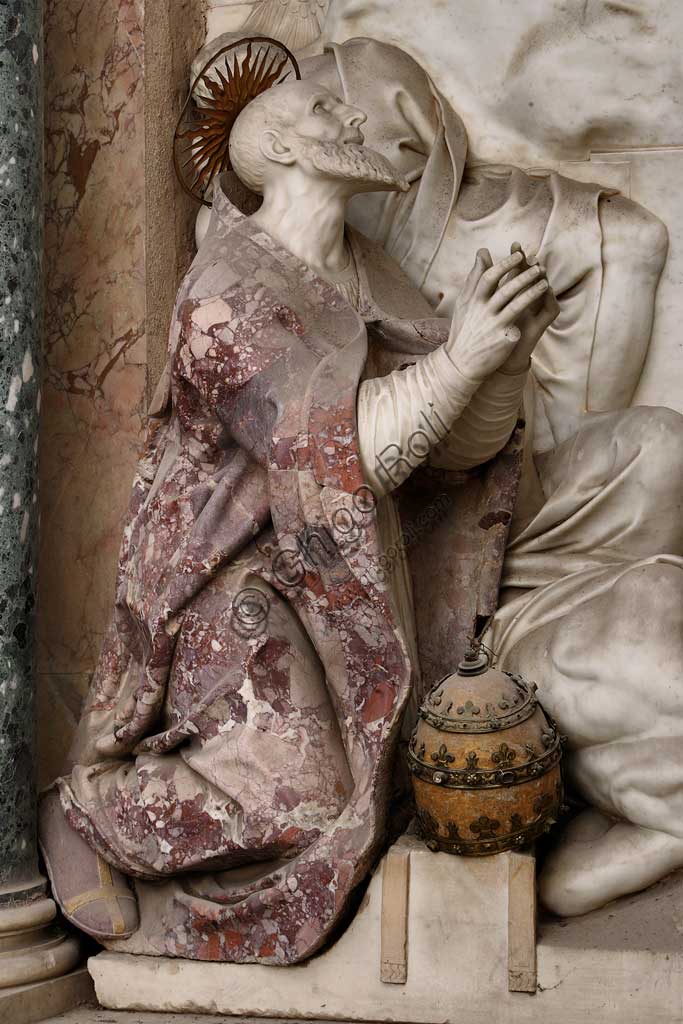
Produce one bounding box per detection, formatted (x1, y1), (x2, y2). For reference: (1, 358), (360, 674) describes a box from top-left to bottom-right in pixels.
(39, 51), (683, 966)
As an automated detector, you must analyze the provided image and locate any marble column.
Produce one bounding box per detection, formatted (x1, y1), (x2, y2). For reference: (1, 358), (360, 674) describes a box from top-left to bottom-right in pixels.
(0, 1), (79, 989)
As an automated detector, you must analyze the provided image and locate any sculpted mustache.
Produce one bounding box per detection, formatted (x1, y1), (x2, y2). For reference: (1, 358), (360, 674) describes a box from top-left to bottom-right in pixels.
(299, 139), (410, 190)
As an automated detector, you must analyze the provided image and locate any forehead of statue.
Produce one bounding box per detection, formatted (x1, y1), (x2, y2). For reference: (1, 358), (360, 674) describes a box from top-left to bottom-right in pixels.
(266, 79), (340, 119)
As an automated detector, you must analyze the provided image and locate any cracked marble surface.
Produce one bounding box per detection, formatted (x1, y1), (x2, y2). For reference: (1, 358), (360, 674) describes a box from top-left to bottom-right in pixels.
(44, 1014), (338, 1024)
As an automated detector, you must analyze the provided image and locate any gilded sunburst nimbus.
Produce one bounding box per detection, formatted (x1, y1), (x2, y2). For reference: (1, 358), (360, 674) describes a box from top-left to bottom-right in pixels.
(173, 36), (301, 206)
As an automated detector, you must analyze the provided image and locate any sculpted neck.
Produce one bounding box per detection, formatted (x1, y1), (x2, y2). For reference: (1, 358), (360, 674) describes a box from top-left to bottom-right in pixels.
(251, 173), (351, 276)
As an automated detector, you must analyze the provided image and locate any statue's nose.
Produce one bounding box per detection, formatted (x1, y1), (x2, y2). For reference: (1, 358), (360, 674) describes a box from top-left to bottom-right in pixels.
(344, 105), (367, 130)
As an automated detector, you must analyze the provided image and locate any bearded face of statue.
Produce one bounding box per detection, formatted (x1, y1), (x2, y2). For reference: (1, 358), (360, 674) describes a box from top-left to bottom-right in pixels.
(230, 80), (410, 196)
(281, 86), (409, 192)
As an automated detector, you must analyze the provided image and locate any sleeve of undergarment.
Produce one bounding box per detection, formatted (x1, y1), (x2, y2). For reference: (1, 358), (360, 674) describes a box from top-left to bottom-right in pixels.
(428, 366), (527, 472)
(357, 346), (480, 498)
(357, 360), (527, 498)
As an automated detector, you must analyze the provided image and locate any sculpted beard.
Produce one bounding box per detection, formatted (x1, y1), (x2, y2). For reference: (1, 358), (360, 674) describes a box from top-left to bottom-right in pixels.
(297, 138), (410, 191)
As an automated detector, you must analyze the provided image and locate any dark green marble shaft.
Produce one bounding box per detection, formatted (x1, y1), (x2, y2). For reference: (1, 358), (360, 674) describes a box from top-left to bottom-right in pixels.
(0, 0), (43, 901)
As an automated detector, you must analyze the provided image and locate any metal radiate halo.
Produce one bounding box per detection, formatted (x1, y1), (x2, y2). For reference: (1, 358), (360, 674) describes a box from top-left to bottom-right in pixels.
(173, 35), (301, 207)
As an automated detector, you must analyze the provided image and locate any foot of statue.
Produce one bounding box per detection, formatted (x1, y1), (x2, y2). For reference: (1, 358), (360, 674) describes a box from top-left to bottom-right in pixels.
(539, 808), (683, 917)
(39, 788), (139, 940)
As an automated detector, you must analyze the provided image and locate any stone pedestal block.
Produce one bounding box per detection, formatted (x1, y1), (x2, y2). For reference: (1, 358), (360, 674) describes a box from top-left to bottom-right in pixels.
(89, 837), (683, 1023)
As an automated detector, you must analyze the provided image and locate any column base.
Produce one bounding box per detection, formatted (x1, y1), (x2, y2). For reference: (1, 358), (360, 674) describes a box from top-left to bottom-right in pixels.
(0, 895), (81, 989)
(0, 967), (94, 1024)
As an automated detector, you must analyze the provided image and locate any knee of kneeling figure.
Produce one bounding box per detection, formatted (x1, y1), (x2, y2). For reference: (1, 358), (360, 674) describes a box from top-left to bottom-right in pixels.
(613, 405), (683, 475)
(610, 562), (682, 637)
(601, 195), (669, 274)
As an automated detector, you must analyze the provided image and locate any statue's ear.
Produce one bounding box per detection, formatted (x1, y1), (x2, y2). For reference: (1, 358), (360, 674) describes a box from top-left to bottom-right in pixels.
(260, 129), (296, 167)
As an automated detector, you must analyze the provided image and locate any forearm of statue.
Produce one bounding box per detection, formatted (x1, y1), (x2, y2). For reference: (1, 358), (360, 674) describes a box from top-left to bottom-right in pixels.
(428, 366), (527, 471)
(359, 247), (554, 497)
(358, 345), (480, 498)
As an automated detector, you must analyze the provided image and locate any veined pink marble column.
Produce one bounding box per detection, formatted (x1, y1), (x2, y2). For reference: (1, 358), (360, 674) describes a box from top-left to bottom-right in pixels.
(39, 0), (146, 784)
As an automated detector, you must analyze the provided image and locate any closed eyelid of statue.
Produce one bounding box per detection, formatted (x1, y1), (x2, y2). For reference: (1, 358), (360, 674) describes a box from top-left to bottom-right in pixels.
(310, 95), (331, 115)
(310, 94), (347, 116)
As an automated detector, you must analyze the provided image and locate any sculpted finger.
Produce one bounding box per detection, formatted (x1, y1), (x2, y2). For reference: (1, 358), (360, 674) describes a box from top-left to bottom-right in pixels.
(509, 242), (529, 268)
(476, 251), (524, 296)
(507, 242), (536, 277)
(535, 288), (560, 326)
(498, 279), (549, 324)
(461, 248), (492, 303)
(491, 264), (543, 311)
(536, 299), (557, 331)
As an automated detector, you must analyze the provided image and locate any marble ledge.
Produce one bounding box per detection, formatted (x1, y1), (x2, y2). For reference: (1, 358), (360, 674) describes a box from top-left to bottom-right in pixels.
(90, 840), (683, 1024)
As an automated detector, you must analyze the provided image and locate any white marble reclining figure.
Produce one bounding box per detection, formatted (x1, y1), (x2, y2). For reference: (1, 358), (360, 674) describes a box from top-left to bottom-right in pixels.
(288, 37), (683, 918)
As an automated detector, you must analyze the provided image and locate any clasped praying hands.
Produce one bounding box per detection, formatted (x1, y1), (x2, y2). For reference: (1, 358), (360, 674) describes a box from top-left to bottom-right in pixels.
(447, 243), (560, 382)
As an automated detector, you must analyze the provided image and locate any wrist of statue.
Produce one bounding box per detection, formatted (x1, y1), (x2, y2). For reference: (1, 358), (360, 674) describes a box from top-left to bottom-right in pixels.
(441, 345), (484, 393)
(443, 340), (485, 388)
(498, 356), (531, 377)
